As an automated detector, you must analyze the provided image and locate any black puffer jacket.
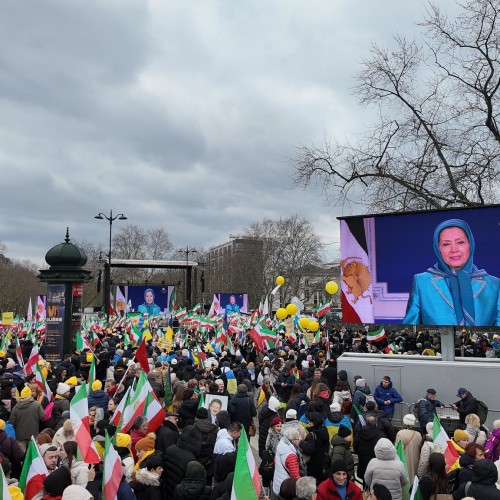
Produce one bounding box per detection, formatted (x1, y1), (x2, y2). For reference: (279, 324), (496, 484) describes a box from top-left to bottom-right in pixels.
(155, 420), (179, 456)
(194, 418), (218, 474)
(132, 468), (162, 500)
(52, 396), (70, 431)
(453, 459), (500, 500)
(353, 425), (385, 481)
(228, 392), (256, 427)
(330, 434), (355, 475)
(173, 479), (211, 500)
(300, 424), (330, 482)
(258, 405), (277, 458)
(163, 425), (202, 499)
(179, 399), (199, 427)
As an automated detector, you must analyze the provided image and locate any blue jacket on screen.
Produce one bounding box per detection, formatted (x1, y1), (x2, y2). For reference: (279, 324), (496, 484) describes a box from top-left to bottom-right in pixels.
(374, 383), (402, 416)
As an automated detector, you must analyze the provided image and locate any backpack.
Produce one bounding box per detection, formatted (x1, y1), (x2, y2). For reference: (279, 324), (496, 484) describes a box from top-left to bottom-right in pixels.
(476, 399), (488, 424)
(446, 467), (461, 493)
(362, 393), (376, 411)
(412, 398), (426, 420)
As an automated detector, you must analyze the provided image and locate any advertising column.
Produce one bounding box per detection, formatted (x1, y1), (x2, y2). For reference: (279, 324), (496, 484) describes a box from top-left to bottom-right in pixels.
(45, 283), (66, 362)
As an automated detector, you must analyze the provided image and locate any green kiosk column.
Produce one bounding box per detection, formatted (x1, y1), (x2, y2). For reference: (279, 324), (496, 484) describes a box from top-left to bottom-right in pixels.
(38, 228), (92, 363)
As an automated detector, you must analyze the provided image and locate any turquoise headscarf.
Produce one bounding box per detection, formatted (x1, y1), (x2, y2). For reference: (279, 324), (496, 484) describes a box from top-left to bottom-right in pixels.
(428, 219), (486, 325)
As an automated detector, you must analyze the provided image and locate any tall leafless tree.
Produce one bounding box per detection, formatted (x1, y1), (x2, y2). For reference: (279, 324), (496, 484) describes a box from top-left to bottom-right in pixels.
(293, 0), (500, 212)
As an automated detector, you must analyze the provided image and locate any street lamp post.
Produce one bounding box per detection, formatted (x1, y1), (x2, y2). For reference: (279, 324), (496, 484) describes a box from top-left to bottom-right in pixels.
(179, 246), (197, 309)
(95, 209), (127, 323)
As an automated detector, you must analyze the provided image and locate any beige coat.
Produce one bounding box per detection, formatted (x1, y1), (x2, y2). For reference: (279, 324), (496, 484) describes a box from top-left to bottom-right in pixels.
(395, 428), (422, 482)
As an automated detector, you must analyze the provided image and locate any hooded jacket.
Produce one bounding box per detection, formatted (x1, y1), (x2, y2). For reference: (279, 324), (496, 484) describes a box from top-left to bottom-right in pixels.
(133, 468), (162, 500)
(163, 425), (202, 499)
(364, 438), (408, 500)
(9, 397), (45, 441)
(194, 417), (218, 473)
(258, 404), (277, 458)
(300, 424), (330, 481)
(87, 389), (109, 410)
(228, 391), (256, 426)
(453, 459), (500, 500)
(353, 425), (385, 480)
(485, 427), (500, 461)
(330, 434), (355, 473)
(173, 461), (211, 500)
(316, 477), (363, 500)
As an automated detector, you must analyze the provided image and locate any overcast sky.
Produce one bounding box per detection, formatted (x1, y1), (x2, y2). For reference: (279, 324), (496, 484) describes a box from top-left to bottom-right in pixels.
(0, 0), (458, 266)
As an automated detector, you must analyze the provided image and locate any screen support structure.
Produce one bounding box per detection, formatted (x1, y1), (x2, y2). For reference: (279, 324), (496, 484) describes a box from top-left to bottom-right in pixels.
(439, 326), (455, 361)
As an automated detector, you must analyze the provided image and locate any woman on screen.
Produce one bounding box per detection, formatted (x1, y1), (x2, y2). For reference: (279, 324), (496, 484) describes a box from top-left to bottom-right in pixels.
(403, 219), (500, 326)
(138, 288), (161, 315)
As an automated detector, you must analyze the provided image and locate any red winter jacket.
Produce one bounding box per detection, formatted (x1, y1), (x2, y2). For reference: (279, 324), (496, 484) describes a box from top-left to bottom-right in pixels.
(316, 477), (363, 500)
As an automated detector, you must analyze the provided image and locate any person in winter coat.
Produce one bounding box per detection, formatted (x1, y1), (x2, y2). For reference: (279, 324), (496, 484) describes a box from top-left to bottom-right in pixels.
(395, 414), (423, 482)
(312, 384), (332, 419)
(356, 401), (397, 442)
(273, 425), (304, 497)
(286, 384), (310, 420)
(324, 402), (352, 440)
(465, 413), (487, 446)
(332, 380), (351, 414)
(193, 408), (218, 482)
(87, 380), (109, 410)
(353, 415), (385, 485)
(418, 422), (435, 478)
(265, 417), (283, 455)
(316, 459), (363, 500)
(373, 376), (403, 420)
(60, 440), (89, 487)
(258, 396), (280, 458)
(451, 428), (470, 456)
(276, 368), (296, 402)
(52, 383), (71, 431)
(351, 378), (372, 422)
(0, 419), (23, 478)
(178, 388), (199, 428)
(453, 458), (500, 500)
(132, 455), (163, 500)
(163, 424), (202, 499)
(364, 438), (409, 500)
(52, 419), (75, 450)
(173, 460), (211, 500)
(130, 416), (149, 461)
(418, 388), (445, 430)
(228, 384), (256, 436)
(321, 360), (337, 392)
(485, 419), (500, 461)
(330, 426), (354, 478)
(9, 386), (45, 452)
(300, 412), (330, 482)
(155, 412), (180, 456)
(114, 433), (135, 483)
(450, 387), (478, 425)
(419, 452), (451, 500)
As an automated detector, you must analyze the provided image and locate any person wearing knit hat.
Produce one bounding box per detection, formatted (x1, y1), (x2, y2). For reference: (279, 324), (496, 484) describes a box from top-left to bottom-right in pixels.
(88, 378), (109, 410)
(53, 381), (72, 432)
(114, 433), (135, 483)
(396, 414), (422, 481)
(9, 383), (45, 453)
(57, 383), (71, 396)
(317, 458), (363, 499)
(265, 417), (283, 455)
(65, 376), (78, 387)
(134, 432), (157, 471)
(116, 432), (132, 449)
(258, 395), (280, 459)
(452, 429), (470, 454)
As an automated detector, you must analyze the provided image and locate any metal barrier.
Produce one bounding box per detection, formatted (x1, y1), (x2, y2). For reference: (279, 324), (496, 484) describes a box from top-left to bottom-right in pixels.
(392, 402), (411, 428)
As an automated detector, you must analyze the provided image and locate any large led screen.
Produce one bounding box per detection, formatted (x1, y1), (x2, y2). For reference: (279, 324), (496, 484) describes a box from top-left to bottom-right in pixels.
(216, 293), (249, 314)
(115, 285), (175, 316)
(338, 205), (500, 326)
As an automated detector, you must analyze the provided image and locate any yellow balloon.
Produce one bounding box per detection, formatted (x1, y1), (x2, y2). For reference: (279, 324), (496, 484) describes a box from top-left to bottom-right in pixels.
(286, 303), (298, 316)
(276, 308), (287, 320)
(298, 317), (310, 329)
(325, 281), (339, 295)
(309, 320), (319, 332)
(276, 275), (285, 286)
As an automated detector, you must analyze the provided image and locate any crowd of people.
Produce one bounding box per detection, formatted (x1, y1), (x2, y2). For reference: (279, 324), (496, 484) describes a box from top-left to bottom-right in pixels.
(1, 323), (500, 500)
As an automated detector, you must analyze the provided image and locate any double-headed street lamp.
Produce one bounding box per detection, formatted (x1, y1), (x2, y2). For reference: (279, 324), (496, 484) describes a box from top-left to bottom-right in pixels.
(179, 246), (197, 308)
(95, 210), (127, 322)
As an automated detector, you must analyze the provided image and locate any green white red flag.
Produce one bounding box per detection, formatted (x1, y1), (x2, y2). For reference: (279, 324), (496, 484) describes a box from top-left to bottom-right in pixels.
(34, 363), (53, 401)
(367, 326), (386, 343)
(70, 383), (100, 464)
(24, 343), (39, 376)
(395, 440), (411, 500)
(433, 414), (460, 472)
(0, 455), (11, 500)
(231, 427), (260, 500)
(102, 431), (123, 500)
(19, 437), (49, 500)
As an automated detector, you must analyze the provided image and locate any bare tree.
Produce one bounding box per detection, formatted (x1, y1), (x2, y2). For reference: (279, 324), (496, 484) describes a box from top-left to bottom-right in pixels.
(245, 215), (325, 302)
(293, 0), (500, 212)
